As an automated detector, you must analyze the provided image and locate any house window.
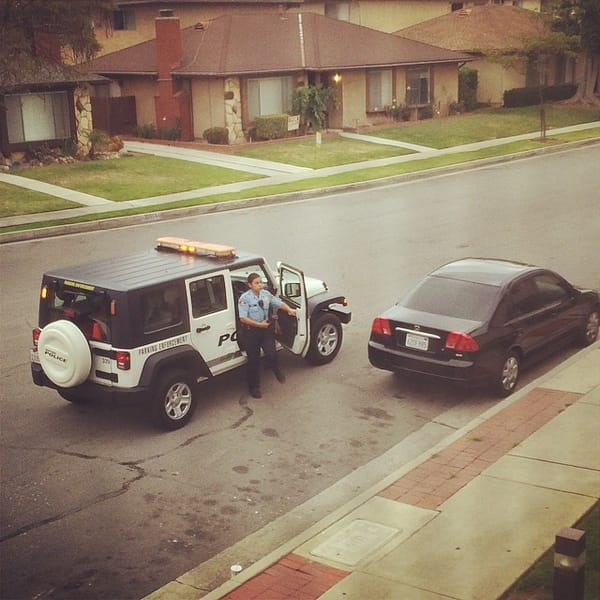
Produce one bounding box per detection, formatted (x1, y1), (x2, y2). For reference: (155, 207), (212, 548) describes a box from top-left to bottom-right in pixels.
(5, 91), (70, 144)
(112, 8), (135, 31)
(325, 1), (350, 21)
(406, 68), (430, 106)
(367, 69), (392, 112)
(247, 76), (294, 121)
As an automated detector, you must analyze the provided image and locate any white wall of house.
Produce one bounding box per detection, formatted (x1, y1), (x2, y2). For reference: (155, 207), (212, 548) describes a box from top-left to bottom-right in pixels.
(473, 59), (526, 105)
(120, 78), (157, 128)
(430, 63), (458, 116)
(191, 78), (226, 138)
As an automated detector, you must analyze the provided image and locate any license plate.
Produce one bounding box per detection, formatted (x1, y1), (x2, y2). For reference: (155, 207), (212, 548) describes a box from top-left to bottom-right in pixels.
(30, 349), (40, 363)
(405, 332), (429, 351)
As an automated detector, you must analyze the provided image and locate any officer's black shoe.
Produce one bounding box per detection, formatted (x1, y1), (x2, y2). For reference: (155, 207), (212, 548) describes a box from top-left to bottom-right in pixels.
(273, 369), (286, 383)
(250, 388), (262, 399)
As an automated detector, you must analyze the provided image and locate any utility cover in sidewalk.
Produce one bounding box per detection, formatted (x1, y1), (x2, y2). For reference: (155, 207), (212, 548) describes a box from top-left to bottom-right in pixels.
(310, 519), (400, 566)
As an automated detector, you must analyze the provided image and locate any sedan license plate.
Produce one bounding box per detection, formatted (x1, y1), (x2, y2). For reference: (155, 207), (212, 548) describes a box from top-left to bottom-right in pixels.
(405, 332), (429, 352)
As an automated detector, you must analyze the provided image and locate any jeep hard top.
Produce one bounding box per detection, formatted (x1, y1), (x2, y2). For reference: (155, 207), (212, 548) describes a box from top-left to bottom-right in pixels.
(31, 237), (351, 429)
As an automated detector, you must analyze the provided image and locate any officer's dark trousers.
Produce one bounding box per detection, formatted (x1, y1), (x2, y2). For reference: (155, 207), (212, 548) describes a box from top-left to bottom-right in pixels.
(245, 326), (277, 391)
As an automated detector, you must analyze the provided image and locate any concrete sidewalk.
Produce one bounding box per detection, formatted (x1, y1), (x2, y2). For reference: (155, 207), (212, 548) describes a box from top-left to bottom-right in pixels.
(145, 341), (600, 600)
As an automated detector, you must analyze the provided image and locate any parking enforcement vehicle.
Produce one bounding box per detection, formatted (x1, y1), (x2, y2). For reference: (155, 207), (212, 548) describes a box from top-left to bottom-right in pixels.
(31, 237), (351, 430)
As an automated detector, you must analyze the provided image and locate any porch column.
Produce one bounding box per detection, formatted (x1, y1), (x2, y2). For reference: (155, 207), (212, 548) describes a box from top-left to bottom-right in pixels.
(224, 78), (243, 144)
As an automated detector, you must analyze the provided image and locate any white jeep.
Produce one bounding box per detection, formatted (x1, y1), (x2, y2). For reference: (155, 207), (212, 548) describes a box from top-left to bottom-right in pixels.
(31, 237), (351, 430)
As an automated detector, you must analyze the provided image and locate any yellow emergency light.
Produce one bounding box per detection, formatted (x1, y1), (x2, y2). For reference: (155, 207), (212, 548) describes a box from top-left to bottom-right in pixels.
(156, 237), (236, 257)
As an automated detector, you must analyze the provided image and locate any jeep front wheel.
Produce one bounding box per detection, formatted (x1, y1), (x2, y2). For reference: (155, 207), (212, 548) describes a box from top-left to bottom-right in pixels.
(305, 314), (343, 366)
(153, 370), (197, 430)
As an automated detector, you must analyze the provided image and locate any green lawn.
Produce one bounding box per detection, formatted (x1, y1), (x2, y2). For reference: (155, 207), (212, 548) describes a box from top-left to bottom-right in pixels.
(368, 105), (600, 148)
(14, 155), (263, 201)
(236, 135), (414, 168)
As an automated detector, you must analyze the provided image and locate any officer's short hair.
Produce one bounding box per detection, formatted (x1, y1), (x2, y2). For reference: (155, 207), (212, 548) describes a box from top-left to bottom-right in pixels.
(247, 272), (261, 285)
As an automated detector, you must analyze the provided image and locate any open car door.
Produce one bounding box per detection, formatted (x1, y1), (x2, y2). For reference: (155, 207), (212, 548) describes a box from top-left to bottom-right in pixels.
(277, 263), (309, 356)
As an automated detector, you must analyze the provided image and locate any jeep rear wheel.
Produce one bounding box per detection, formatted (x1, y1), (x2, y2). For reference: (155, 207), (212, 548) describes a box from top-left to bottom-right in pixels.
(153, 370), (197, 431)
(305, 314), (343, 366)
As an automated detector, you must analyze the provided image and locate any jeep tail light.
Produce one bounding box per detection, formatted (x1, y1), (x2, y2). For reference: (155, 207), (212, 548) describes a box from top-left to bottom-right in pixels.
(445, 331), (479, 352)
(32, 328), (41, 349)
(115, 351), (130, 370)
(371, 317), (392, 337)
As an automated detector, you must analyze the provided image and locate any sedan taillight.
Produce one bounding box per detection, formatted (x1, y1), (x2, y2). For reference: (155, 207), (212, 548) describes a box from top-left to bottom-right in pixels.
(371, 317), (392, 337)
(445, 331), (479, 352)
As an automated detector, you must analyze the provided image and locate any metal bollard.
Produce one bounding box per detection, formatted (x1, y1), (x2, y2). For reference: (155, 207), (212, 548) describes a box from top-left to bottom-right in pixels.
(553, 527), (585, 600)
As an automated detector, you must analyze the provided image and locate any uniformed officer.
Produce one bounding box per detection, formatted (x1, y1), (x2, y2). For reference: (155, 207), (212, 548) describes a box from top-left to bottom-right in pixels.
(238, 272), (297, 399)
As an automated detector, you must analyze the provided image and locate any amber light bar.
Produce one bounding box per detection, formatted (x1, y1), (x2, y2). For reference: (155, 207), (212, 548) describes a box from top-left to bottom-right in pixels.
(156, 237), (236, 257)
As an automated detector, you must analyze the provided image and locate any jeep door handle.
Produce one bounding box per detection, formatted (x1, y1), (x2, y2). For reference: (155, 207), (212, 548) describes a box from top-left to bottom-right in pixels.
(196, 324), (211, 332)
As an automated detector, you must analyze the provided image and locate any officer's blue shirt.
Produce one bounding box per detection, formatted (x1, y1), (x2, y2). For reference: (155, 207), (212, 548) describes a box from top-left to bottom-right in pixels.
(238, 289), (282, 322)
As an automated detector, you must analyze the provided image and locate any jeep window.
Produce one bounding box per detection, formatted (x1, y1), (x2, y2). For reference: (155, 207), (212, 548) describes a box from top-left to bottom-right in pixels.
(189, 276), (227, 318)
(41, 283), (112, 342)
(142, 284), (183, 333)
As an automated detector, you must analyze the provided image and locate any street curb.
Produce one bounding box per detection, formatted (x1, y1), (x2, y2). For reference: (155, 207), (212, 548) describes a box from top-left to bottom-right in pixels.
(143, 341), (599, 600)
(2, 137), (598, 245)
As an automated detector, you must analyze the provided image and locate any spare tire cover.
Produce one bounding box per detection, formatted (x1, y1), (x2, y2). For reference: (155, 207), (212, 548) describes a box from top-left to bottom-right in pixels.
(38, 320), (92, 388)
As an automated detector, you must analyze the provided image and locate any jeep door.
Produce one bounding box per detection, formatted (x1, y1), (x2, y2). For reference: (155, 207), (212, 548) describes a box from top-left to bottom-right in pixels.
(277, 264), (309, 355)
(186, 271), (245, 375)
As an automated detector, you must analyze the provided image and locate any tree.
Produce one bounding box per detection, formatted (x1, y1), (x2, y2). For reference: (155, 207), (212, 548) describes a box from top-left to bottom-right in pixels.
(546, 0), (600, 104)
(0, 0), (115, 92)
(292, 85), (338, 133)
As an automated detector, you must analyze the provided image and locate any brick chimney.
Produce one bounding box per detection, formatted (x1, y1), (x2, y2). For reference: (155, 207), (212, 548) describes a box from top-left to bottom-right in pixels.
(155, 10), (182, 79)
(154, 11), (182, 133)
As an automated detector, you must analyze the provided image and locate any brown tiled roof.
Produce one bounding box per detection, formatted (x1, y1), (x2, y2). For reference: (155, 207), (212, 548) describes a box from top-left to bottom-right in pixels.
(86, 12), (472, 77)
(396, 5), (547, 52)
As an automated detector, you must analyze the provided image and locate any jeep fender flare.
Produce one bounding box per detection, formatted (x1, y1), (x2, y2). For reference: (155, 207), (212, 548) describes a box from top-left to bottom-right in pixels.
(308, 296), (352, 325)
(138, 345), (210, 388)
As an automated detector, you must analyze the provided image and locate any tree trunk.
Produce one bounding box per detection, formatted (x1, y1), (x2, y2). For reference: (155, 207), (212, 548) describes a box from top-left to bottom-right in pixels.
(566, 52), (600, 105)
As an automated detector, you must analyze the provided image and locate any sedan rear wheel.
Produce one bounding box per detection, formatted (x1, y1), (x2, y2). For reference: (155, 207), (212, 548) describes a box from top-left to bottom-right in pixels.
(494, 351), (520, 397)
(576, 309), (599, 347)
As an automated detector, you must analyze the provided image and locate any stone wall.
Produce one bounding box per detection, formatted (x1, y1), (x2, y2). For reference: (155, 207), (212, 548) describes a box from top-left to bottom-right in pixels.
(224, 78), (244, 144)
(74, 85), (93, 157)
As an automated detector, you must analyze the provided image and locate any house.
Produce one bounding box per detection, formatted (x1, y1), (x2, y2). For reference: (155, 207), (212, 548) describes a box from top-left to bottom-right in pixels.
(396, 4), (578, 105)
(0, 31), (106, 159)
(85, 11), (473, 143)
(95, 0), (544, 55)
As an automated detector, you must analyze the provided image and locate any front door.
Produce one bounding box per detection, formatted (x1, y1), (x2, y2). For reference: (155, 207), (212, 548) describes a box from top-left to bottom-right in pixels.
(277, 263), (309, 356)
(186, 270), (245, 375)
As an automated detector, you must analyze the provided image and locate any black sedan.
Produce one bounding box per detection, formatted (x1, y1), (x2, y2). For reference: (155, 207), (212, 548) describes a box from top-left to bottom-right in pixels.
(368, 258), (599, 396)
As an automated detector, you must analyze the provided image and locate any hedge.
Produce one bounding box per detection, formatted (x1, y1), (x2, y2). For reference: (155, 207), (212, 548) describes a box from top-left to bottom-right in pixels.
(203, 127), (229, 145)
(255, 114), (288, 140)
(503, 84), (577, 107)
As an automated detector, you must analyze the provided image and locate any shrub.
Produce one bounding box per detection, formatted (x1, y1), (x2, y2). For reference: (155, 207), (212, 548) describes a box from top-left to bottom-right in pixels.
(203, 127), (229, 145)
(503, 84), (577, 107)
(385, 102), (411, 121)
(160, 119), (181, 141)
(459, 67), (478, 111)
(134, 123), (158, 138)
(255, 114), (288, 140)
(449, 101), (465, 115)
(291, 85), (338, 132)
(419, 105), (434, 119)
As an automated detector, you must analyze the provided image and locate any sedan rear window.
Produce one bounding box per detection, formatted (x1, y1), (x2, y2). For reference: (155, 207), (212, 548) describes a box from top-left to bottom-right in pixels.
(401, 276), (499, 321)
